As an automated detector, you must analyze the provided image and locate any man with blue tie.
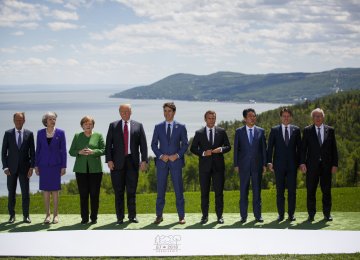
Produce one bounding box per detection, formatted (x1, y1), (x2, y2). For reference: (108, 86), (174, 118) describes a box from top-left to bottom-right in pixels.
(300, 108), (338, 222)
(1, 112), (35, 224)
(234, 108), (267, 223)
(267, 108), (301, 222)
(151, 102), (189, 224)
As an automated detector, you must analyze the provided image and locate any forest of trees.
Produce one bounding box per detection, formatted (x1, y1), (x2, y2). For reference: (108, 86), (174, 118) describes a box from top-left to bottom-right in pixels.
(62, 90), (360, 195)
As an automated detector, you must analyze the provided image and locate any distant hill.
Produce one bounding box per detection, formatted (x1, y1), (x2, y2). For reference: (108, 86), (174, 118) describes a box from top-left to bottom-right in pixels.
(111, 68), (360, 103)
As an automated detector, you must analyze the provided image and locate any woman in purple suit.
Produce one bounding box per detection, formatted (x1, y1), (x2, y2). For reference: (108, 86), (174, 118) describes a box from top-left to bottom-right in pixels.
(35, 112), (67, 224)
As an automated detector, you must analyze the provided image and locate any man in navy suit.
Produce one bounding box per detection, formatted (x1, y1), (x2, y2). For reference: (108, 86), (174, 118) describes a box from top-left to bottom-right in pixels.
(267, 108), (301, 222)
(190, 110), (231, 224)
(234, 108), (266, 223)
(106, 104), (148, 224)
(300, 108), (338, 222)
(151, 102), (189, 224)
(1, 112), (35, 223)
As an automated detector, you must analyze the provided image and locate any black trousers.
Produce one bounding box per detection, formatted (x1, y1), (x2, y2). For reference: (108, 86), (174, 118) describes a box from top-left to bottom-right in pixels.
(306, 162), (332, 217)
(111, 155), (138, 220)
(7, 172), (30, 217)
(275, 167), (297, 218)
(199, 167), (224, 218)
(75, 172), (103, 222)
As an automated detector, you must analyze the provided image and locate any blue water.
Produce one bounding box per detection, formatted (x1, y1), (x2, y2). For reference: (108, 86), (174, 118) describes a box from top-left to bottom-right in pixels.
(0, 85), (285, 195)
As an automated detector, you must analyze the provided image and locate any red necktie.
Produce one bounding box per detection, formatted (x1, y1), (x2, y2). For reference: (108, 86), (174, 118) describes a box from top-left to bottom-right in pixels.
(124, 121), (128, 155)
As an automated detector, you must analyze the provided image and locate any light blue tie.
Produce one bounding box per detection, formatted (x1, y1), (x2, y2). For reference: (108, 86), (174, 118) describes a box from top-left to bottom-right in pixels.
(249, 129), (253, 145)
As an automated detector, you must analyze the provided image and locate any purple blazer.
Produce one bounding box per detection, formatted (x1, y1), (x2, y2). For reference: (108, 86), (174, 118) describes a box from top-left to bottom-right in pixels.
(35, 128), (67, 168)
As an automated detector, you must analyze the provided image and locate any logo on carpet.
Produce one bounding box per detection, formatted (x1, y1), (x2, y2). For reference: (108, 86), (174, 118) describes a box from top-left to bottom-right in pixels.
(154, 234), (181, 253)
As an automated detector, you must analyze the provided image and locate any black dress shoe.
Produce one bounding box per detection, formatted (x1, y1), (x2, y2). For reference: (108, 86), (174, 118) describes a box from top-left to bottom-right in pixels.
(23, 217), (31, 224)
(90, 220), (97, 224)
(153, 216), (163, 224)
(81, 219), (89, 224)
(129, 217), (139, 223)
(117, 219), (124, 224)
(217, 217), (224, 224)
(8, 216), (15, 224)
(240, 217), (247, 223)
(307, 216), (315, 222)
(255, 217), (264, 223)
(277, 215), (284, 222)
(324, 215), (333, 221)
(200, 216), (208, 224)
(288, 215), (296, 222)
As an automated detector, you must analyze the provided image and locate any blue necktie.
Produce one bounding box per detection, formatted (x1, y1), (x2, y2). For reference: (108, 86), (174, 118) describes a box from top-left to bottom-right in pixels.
(17, 130), (22, 149)
(167, 123), (171, 142)
(249, 129), (253, 145)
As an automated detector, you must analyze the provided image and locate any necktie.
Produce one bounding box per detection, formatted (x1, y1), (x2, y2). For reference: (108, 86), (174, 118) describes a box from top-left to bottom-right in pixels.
(209, 128), (213, 146)
(124, 121), (128, 155)
(249, 129), (253, 145)
(317, 127), (322, 146)
(285, 126), (289, 146)
(167, 123), (171, 142)
(17, 130), (22, 149)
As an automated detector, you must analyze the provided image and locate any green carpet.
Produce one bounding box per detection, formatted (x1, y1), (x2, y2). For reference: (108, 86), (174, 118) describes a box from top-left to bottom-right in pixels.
(1, 212), (359, 232)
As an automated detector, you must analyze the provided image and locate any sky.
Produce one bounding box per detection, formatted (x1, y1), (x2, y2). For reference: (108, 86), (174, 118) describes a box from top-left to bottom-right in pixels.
(0, 0), (359, 85)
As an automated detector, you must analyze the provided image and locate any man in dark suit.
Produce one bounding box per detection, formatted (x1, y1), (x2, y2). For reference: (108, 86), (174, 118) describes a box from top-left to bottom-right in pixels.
(190, 110), (231, 224)
(1, 112), (35, 223)
(234, 108), (266, 223)
(151, 102), (189, 224)
(105, 104), (148, 224)
(300, 108), (338, 222)
(267, 107), (301, 222)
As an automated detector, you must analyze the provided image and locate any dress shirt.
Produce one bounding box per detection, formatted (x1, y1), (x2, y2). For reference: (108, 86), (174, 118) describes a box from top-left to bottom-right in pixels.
(206, 127), (215, 144)
(281, 124), (291, 141)
(165, 121), (174, 136)
(122, 120), (131, 154)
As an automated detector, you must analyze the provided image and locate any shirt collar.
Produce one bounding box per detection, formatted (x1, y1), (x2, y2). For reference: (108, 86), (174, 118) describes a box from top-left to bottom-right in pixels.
(246, 125), (255, 131)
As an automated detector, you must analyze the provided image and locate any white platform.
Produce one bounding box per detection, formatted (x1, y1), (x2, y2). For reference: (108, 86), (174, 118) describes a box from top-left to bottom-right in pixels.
(0, 229), (359, 256)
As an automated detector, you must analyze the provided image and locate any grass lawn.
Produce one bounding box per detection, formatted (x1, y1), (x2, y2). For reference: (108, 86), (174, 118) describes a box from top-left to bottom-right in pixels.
(0, 187), (359, 215)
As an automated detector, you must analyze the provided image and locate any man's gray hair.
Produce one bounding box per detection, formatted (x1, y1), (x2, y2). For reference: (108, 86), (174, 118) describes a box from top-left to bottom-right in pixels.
(311, 108), (325, 118)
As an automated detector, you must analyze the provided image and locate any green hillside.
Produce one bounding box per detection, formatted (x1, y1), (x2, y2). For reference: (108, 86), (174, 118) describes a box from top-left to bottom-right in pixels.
(112, 68), (360, 103)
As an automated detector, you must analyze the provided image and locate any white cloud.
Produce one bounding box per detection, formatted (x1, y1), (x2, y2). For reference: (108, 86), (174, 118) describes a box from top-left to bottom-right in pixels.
(48, 22), (79, 31)
(11, 30), (24, 36)
(52, 9), (79, 20)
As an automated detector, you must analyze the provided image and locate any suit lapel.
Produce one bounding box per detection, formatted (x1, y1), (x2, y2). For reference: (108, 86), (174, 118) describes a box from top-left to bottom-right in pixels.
(323, 125), (329, 144)
(311, 125), (321, 147)
(241, 127), (251, 147)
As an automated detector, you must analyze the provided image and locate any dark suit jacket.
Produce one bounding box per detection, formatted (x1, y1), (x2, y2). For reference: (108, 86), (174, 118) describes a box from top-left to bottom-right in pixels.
(151, 121), (189, 169)
(233, 126), (267, 174)
(105, 119), (148, 171)
(190, 126), (231, 172)
(35, 128), (67, 168)
(1, 128), (35, 174)
(267, 125), (301, 172)
(300, 124), (338, 172)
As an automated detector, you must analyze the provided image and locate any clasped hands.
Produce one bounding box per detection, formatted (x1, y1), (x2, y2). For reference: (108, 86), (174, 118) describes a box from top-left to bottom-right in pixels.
(161, 154), (179, 162)
(204, 147), (222, 156)
(78, 147), (94, 156)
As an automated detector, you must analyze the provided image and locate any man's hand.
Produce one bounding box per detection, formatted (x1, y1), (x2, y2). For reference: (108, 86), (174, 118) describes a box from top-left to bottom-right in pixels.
(4, 169), (10, 176)
(300, 164), (307, 174)
(168, 154), (178, 162)
(161, 154), (169, 162)
(331, 166), (338, 174)
(267, 163), (274, 172)
(35, 167), (39, 176)
(27, 168), (33, 178)
(212, 147), (222, 154)
(107, 161), (115, 171)
(61, 168), (66, 176)
(204, 150), (212, 156)
(234, 166), (239, 173)
(140, 161), (148, 172)
(263, 166), (267, 174)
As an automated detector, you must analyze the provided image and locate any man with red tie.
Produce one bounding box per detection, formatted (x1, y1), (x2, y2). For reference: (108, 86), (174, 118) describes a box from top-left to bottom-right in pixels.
(300, 108), (338, 222)
(105, 104), (148, 224)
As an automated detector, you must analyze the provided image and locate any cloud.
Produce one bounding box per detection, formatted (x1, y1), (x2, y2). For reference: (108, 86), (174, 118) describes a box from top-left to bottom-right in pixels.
(52, 9), (79, 20)
(48, 22), (79, 31)
(11, 30), (24, 36)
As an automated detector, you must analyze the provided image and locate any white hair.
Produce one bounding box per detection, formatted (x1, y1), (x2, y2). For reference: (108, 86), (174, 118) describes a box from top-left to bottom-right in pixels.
(311, 108), (325, 118)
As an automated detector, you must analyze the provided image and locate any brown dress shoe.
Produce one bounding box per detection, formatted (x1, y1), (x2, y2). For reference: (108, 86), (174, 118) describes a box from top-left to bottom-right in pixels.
(153, 216), (163, 224)
(178, 218), (186, 224)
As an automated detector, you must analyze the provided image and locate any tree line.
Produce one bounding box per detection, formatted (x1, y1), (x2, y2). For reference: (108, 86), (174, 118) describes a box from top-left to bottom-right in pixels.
(62, 89), (360, 195)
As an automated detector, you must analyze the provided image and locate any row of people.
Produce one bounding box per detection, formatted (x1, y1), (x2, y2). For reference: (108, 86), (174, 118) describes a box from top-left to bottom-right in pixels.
(1, 103), (338, 225)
